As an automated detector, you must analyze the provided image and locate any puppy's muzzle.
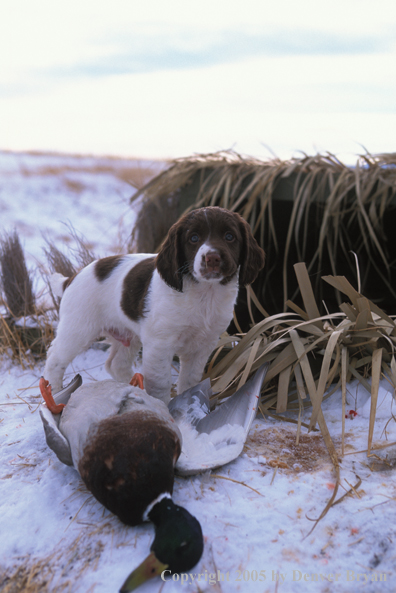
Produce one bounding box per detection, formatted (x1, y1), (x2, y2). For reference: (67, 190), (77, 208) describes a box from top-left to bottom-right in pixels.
(201, 251), (222, 277)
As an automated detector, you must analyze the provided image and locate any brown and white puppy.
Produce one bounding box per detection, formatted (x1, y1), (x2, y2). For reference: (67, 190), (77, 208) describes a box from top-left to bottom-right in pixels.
(45, 207), (265, 403)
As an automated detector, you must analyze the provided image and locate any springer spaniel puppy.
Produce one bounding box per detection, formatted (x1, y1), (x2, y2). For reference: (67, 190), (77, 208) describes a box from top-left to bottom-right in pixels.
(45, 207), (265, 403)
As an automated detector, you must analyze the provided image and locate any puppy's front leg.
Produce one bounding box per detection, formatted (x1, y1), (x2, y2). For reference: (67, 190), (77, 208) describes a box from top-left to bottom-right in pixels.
(178, 341), (218, 394)
(142, 343), (174, 404)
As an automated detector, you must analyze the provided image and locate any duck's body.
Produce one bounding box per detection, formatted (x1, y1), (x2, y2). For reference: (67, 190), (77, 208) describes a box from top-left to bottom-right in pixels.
(58, 380), (181, 525)
(71, 382), (180, 524)
(39, 364), (268, 590)
(40, 377), (202, 591)
(40, 364), (268, 480)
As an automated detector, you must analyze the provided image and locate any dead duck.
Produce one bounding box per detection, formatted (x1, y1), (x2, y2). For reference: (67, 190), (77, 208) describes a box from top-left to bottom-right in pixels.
(39, 364), (268, 590)
(40, 373), (203, 591)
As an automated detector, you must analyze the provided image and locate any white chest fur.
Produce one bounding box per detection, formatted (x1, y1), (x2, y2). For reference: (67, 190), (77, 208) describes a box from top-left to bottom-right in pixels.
(136, 273), (239, 399)
(143, 272), (238, 351)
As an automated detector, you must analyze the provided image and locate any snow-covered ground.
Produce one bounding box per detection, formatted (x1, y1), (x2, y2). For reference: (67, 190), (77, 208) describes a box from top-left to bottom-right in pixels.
(0, 150), (163, 292)
(1, 151), (396, 593)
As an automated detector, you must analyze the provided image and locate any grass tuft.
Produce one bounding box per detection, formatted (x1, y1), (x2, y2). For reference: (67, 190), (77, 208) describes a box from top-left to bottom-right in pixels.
(0, 231), (35, 318)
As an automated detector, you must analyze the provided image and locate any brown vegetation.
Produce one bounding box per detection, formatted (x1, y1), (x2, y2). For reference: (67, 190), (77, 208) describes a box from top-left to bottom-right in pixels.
(131, 150), (396, 319)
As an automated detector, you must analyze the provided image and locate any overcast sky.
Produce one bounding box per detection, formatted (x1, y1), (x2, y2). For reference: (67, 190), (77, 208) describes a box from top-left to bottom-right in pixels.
(1, 0), (395, 161)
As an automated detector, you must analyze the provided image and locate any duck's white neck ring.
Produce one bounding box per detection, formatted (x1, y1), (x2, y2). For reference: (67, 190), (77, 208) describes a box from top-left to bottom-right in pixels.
(143, 492), (172, 522)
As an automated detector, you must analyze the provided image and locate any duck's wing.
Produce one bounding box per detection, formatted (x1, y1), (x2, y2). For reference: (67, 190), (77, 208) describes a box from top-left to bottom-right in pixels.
(175, 363), (269, 476)
(168, 378), (212, 426)
(196, 363), (269, 434)
(39, 375), (82, 466)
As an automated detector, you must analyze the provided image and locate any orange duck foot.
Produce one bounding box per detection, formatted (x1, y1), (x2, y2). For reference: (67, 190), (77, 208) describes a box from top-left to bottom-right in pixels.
(130, 373), (144, 389)
(39, 377), (65, 414)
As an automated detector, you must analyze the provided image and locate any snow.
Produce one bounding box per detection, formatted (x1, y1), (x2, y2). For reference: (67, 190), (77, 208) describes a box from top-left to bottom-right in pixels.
(0, 151), (163, 293)
(1, 151), (396, 592)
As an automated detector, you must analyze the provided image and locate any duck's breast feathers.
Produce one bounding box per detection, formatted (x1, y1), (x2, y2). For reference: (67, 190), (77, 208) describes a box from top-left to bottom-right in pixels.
(59, 381), (180, 469)
(78, 410), (181, 526)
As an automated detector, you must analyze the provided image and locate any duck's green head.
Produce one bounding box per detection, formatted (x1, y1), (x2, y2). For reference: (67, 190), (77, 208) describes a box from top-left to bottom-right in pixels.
(120, 498), (204, 591)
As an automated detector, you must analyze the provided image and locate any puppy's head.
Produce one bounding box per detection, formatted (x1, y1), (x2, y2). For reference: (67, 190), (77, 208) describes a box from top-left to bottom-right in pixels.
(156, 207), (265, 292)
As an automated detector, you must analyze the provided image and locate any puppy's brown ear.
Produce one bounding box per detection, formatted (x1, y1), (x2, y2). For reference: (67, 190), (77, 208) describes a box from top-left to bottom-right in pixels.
(238, 218), (265, 287)
(155, 223), (184, 292)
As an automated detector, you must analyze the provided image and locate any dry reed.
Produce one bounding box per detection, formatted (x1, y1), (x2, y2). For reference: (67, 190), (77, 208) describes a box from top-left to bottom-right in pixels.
(203, 262), (396, 531)
(0, 231), (35, 318)
(130, 150), (396, 317)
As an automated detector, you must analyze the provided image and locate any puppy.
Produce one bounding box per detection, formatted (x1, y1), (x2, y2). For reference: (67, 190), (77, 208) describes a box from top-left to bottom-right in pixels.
(45, 207), (265, 403)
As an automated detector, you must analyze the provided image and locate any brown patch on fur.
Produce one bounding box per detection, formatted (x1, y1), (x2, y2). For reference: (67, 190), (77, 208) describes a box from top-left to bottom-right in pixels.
(121, 257), (155, 321)
(63, 274), (76, 292)
(94, 255), (124, 281)
(244, 426), (342, 473)
(78, 410), (181, 526)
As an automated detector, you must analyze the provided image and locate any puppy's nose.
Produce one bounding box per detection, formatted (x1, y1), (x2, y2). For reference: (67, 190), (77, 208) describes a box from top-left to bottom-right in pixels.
(205, 252), (221, 271)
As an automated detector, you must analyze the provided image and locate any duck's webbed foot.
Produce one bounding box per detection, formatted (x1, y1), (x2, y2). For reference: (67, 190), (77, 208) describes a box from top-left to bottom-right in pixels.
(39, 377), (65, 414)
(130, 373), (144, 390)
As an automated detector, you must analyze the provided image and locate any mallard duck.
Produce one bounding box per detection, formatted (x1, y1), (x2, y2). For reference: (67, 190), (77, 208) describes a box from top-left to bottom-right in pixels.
(39, 364), (268, 590)
(40, 373), (203, 591)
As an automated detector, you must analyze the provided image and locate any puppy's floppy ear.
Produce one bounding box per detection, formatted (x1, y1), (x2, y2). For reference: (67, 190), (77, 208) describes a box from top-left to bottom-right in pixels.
(155, 223), (184, 292)
(238, 217), (265, 287)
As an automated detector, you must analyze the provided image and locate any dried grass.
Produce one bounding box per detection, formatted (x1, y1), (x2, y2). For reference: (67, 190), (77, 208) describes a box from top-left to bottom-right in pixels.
(0, 230), (52, 364)
(129, 190), (179, 253)
(40, 223), (96, 311)
(131, 150), (396, 316)
(0, 309), (55, 364)
(0, 520), (113, 593)
(0, 231), (35, 318)
(42, 223), (95, 277)
(203, 262), (396, 531)
(0, 228), (91, 363)
(0, 556), (73, 593)
(42, 240), (77, 279)
(0, 482), (128, 592)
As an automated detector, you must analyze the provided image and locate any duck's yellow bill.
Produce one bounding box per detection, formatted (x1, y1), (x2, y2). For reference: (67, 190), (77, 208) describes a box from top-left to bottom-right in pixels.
(119, 551), (168, 592)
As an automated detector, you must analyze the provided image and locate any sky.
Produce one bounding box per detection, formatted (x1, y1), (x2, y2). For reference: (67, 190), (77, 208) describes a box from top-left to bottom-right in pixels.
(0, 0), (395, 161)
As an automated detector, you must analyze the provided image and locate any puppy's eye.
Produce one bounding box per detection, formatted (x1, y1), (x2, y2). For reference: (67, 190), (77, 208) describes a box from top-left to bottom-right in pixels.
(225, 232), (235, 242)
(190, 233), (200, 243)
